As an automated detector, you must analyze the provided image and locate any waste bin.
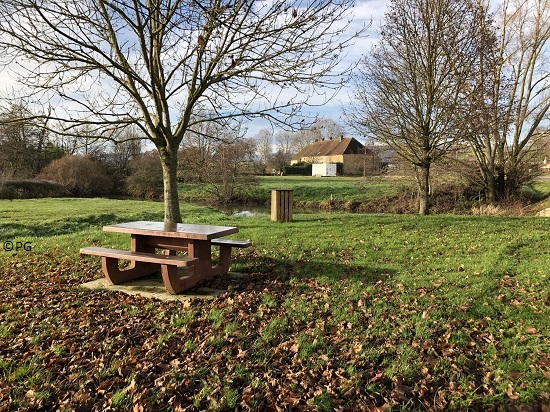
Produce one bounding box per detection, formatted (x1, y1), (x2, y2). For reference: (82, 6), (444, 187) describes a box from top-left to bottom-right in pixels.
(271, 189), (293, 222)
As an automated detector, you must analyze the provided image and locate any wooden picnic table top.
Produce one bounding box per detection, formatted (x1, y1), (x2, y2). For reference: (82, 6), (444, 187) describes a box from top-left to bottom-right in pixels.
(102, 221), (238, 240)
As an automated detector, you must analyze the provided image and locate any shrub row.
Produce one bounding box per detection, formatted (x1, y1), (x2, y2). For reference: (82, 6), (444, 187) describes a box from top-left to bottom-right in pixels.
(0, 153), (163, 199)
(0, 179), (70, 199)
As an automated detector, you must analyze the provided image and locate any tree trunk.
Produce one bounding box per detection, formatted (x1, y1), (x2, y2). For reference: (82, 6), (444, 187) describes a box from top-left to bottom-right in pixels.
(486, 172), (497, 204)
(416, 164), (430, 216)
(495, 165), (506, 201)
(159, 147), (182, 224)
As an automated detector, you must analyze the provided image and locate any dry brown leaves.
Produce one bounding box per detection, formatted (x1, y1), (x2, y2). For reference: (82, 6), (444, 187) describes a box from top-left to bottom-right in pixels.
(0, 252), (547, 411)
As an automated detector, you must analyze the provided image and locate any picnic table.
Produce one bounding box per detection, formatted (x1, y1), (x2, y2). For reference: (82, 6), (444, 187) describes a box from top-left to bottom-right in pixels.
(80, 221), (251, 294)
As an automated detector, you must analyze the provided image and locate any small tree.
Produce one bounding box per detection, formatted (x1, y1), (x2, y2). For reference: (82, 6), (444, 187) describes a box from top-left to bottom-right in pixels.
(207, 139), (258, 203)
(179, 122), (258, 203)
(270, 150), (293, 175)
(178, 119), (221, 184)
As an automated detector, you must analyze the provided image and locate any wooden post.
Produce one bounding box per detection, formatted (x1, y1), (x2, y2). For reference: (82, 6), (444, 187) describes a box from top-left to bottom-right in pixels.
(271, 189), (293, 222)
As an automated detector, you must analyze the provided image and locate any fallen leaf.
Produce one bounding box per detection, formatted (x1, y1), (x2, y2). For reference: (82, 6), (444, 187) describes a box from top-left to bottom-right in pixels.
(506, 384), (519, 400)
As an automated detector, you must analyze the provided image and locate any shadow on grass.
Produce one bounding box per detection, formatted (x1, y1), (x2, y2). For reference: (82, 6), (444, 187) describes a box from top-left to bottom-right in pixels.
(0, 212), (163, 238)
(203, 251), (396, 293)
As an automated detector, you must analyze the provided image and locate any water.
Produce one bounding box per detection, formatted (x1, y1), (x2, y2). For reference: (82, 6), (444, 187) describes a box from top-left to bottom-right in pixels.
(216, 204), (271, 217)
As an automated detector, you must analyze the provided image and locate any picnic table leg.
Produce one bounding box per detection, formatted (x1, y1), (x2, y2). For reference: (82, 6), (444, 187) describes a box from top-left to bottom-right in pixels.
(100, 234), (159, 285)
(158, 248), (196, 294)
(217, 245), (232, 274)
(101, 258), (159, 285)
(160, 264), (199, 294)
(188, 239), (223, 281)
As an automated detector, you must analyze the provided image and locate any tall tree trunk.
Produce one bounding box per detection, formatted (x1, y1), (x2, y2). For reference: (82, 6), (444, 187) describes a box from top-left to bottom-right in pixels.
(495, 164), (506, 201)
(416, 164), (430, 216)
(159, 147), (182, 224)
(486, 170), (497, 204)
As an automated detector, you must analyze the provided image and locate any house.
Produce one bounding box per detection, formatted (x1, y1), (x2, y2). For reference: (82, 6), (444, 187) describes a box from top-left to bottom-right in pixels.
(290, 137), (380, 176)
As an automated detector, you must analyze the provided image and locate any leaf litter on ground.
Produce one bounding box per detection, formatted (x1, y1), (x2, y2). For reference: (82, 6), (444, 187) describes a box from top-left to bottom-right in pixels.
(0, 248), (548, 411)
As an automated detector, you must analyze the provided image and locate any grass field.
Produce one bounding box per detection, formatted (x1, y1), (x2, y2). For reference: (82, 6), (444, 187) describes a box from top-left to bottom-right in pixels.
(178, 175), (550, 215)
(179, 175), (417, 207)
(0, 198), (549, 410)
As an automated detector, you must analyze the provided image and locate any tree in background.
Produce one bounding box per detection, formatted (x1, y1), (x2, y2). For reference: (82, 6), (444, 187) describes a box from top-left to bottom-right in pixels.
(178, 118), (229, 183)
(0, 104), (59, 178)
(270, 150), (294, 175)
(274, 130), (296, 159)
(106, 127), (143, 185)
(531, 132), (550, 168)
(179, 121), (258, 203)
(307, 118), (347, 142)
(253, 128), (273, 172)
(207, 138), (258, 203)
(465, 0), (549, 202)
(0, 0), (366, 223)
(126, 151), (164, 199)
(346, 0), (483, 215)
(38, 155), (113, 197)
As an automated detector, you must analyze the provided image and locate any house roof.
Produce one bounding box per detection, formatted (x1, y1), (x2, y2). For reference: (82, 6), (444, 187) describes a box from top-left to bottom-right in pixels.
(292, 137), (365, 161)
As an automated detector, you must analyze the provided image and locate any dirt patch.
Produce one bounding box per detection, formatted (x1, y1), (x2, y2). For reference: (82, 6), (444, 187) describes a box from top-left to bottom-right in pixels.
(81, 273), (248, 301)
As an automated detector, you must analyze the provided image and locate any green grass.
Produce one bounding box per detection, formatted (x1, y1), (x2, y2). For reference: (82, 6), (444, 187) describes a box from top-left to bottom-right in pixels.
(256, 175), (411, 202)
(0, 197), (548, 410)
(179, 175), (416, 207)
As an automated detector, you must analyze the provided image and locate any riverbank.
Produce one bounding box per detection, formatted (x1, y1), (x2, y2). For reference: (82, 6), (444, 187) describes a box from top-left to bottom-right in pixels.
(182, 176), (550, 217)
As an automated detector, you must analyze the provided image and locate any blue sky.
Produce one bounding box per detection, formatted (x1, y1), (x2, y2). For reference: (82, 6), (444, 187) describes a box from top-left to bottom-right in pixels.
(0, 0), (388, 139)
(246, 0), (389, 137)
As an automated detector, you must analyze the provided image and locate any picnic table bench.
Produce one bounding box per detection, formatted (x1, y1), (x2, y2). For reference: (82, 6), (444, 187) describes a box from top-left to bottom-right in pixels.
(80, 221), (252, 294)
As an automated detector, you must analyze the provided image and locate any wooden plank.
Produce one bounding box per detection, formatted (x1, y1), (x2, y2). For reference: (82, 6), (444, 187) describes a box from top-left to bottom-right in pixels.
(211, 239), (252, 248)
(271, 189), (293, 222)
(80, 246), (198, 266)
(102, 221), (238, 240)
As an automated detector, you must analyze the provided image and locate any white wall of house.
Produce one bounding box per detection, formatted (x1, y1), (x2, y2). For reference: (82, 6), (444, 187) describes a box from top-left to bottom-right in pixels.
(312, 163), (337, 177)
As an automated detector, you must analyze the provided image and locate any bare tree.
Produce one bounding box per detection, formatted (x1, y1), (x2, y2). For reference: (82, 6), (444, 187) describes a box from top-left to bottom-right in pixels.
(54, 125), (110, 159)
(0, 0), (366, 223)
(110, 129), (143, 179)
(309, 117), (347, 141)
(288, 117), (347, 153)
(126, 151), (164, 199)
(208, 138), (257, 204)
(346, 0), (481, 215)
(270, 150), (294, 174)
(274, 130), (295, 157)
(466, 0), (549, 201)
(253, 128), (273, 169)
(0, 103), (51, 177)
(461, 0), (510, 202)
(179, 117), (234, 183)
(179, 120), (257, 202)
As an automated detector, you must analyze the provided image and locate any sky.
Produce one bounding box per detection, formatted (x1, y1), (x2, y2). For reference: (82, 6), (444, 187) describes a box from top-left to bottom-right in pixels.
(246, 0), (389, 138)
(0, 0), (389, 140)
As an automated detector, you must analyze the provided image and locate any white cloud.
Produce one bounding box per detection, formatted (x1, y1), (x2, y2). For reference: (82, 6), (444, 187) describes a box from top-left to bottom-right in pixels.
(246, 0), (387, 137)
